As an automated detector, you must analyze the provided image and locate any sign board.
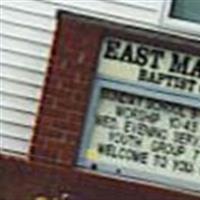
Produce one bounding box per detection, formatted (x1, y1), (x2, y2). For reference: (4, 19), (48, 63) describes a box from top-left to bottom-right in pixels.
(98, 38), (200, 96)
(78, 37), (200, 193)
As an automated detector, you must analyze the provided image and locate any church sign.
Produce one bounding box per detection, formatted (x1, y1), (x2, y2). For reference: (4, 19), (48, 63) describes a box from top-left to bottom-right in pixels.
(77, 37), (200, 194)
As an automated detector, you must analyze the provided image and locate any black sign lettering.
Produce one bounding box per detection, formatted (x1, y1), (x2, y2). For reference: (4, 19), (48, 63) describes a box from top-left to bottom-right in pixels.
(153, 154), (168, 168)
(190, 59), (200, 78)
(150, 49), (165, 69)
(193, 150), (200, 161)
(96, 115), (118, 129)
(151, 140), (185, 156)
(104, 39), (121, 60)
(169, 53), (191, 76)
(134, 46), (149, 66)
(98, 143), (149, 165)
(119, 43), (134, 63)
(173, 160), (194, 174)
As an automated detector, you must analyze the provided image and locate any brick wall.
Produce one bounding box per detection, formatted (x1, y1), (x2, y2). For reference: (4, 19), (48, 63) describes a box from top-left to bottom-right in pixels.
(30, 12), (104, 167)
(0, 11), (199, 200)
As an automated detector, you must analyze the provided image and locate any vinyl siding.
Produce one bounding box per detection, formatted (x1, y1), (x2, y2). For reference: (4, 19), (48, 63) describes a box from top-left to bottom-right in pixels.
(0, 0), (54, 157)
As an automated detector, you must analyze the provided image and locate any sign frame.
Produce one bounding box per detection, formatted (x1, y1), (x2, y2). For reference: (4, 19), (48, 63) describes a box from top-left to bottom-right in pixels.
(77, 77), (200, 193)
(54, 10), (200, 196)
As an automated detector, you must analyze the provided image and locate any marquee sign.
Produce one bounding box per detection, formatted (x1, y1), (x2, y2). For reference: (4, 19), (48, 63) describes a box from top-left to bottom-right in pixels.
(78, 37), (200, 193)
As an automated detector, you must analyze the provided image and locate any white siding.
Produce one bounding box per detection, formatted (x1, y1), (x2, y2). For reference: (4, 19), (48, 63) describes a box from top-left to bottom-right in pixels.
(110, 0), (163, 11)
(0, 0), (55, 157)
(48, 0), (161, 25)
(1, 4), (55, 31)
(0, 21), (52, 45)
(0, 0), (199, 158)
(1, 50), (48, 72)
